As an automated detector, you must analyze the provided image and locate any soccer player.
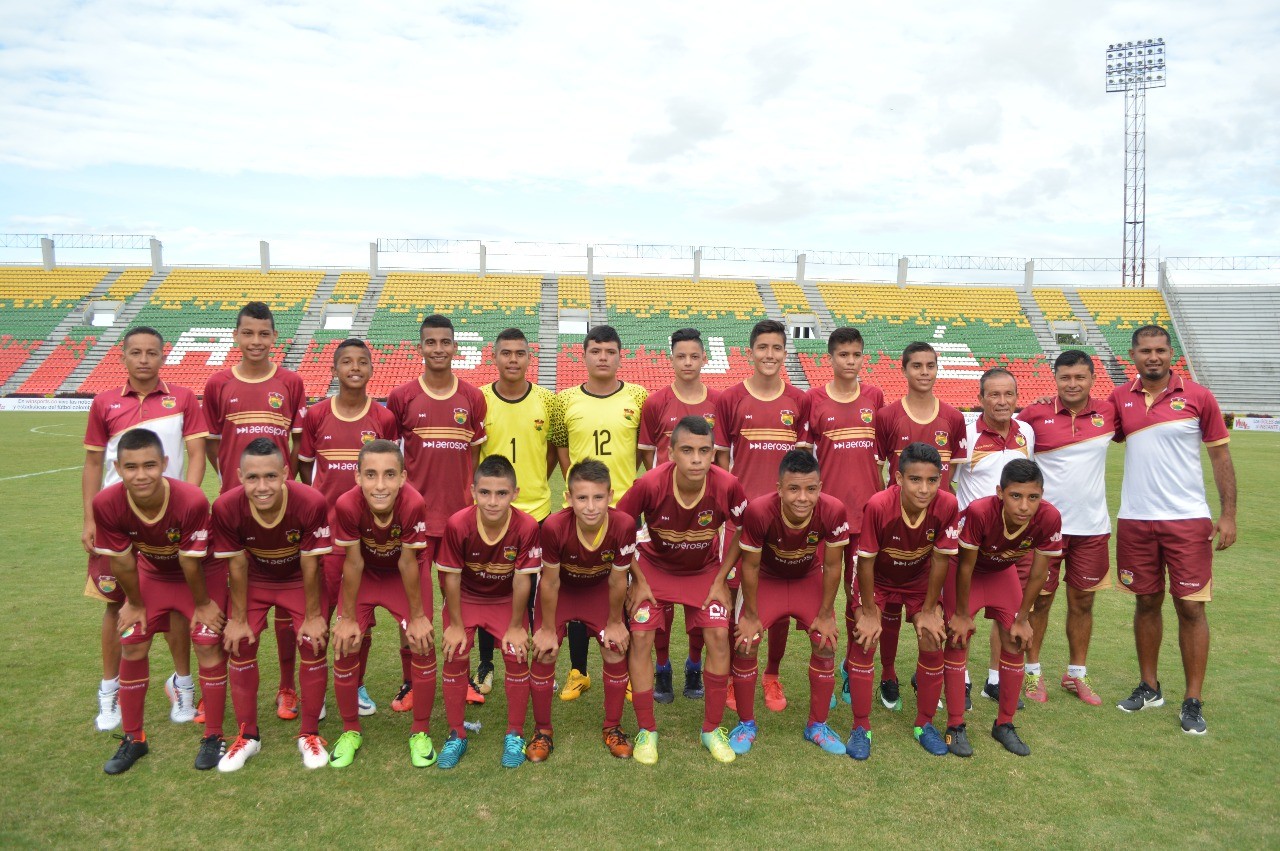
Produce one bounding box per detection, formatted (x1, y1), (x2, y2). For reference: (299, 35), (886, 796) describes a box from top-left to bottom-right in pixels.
(436, 455), (542, 769)
(82, 326), (207, 731)
(549, 324), (648, 701)
(204, 301), (308, 721)
(618, 416), (749, 765)
(638, 327), (721, 701)
(727, 450), (848, 757)
(713, 319), (809, 712)
(298, 338), (397, 717)
(92, 429), (229, 775)
(530, 460), (638, 761)
(1110, 325), (1235, 735)
(214, 440), (332, 771)
(942, 459), (1062, 757)
(846, 443), (960, 759)
(386, 313), (487, 711)
(1015, 350), (1117, 706)
(328, 440), (439, 768)
(871, 341), (967, 712)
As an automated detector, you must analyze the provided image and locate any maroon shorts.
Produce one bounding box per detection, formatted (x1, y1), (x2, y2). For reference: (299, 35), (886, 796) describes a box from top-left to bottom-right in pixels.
(1116, 519), (1213, 601)
(85, 553), (125, 604)
(738, 570), (824, 633)
(942, 558), (1022, 631)
(121, 561), (229, 647)
(340, 564), (433, 634)
(724, 524), (741, 590)
(443, 597), (526, 660)
(632, 557), (728, 632)
(533, 580), (617, 643)
(324, 551), (378, 626)
(244, 581), (311, 637)
(868, 585), (931, 622)
(1044, 533), (1111, 593)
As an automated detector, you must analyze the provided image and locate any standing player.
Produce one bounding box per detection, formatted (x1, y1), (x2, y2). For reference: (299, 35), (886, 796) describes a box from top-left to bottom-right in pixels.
(714, 319), (809, 711)
(214, 440), (332, 771)
(1015, 350), (1117, 705)
(549, 325), (648, 701)
(871, 342), (967, 712)
(530, 460), (638, 761)
(82, 326), (207, 731)
(204, 301), (307, 722)
(1110, 325), (1235, 735)
(846, 443), (960, 759)
(92, 429), (229, 774)
(436, 455), (542, 769)
(943, 460), (1062, 757)
(727, 450), (848, 757)
(619, 416), (749, 765)
(638, 327), (720, 701)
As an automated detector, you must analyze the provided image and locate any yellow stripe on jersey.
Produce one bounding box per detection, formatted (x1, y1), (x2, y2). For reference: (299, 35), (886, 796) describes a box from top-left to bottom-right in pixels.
(768, 543), (818, 560)
(741, 429), (800, 440)
(652, 528), (719, 543)
(824, 427), (875, 440)
(481, 382), (558, 521)
(882, 544), (932, 560)
(552, 382), (649, 506)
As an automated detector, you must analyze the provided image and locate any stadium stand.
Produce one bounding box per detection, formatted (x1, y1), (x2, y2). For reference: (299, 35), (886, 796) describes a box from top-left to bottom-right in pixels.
(1074, 288), (1190, 379)
(18, 328), (99, 394)
(559, 275), (590, 311)
(0, 267), (111, 389)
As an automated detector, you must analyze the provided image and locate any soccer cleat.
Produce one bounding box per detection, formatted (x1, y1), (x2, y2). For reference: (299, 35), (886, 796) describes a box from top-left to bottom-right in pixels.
(763, 678), (787, 712)
(437, 732), (468, 769)
(805, 722), (846, 755)
(654, 664), (675, 704)
(391, 680), (413, 712)
(991, 721), (1031, 756)
(981, 680), (1024, 710)
(525, 732), (554, 763)
(1117, 680), (1163, 712)
(602, 726), (633, 759)
(728, 720), (758, 754)
(194, 734), (225, 770)
(1180, 698), (1207, 735)
(1024, 673), (1048, 703)
(466, 679), (486, 705)
(194, 697), (205, 725)
(164, 674), (197, 724)
(475, 660), (495, 695)
(845, 726), (871, 760)
(409, 732), (437, 767)
(357, 685), (377, 716)
(104, 733), (148, 775)
(218, 726), (262, 773)
(328, 730), (363, 768)
(946, 724), (973, 758)
(501, 732), (527, 768)
(625, 681), (632, 703)
(683, 661), (704, 699)
(560, 669), (591, 701)
(914, 724), (949, 756)
(298, 734), (329, 769)
(879, 679), (902, 711)
(95, 687), (121, 732)
(633, 729), (659, 765)
(701, 727), (737, 763)
(1061, 672), (1103, 706)
(276, 686), (300, 721)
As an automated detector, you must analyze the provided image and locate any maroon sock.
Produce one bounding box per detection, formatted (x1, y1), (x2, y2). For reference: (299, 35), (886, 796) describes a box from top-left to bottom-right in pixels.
(505, 659), (531, 737)
(228, 651), (260, 739)
(655, 603), (674, 668)
(333, 654), (362, 732)
(633, 689), (657, 731)
(998, 650), (1026, 726)
(274, 615), (296, 690)
(357, 632), (372, 687)
(808, 652), (835, 726)
(943, 646), (970, 729)
(731, 654), (758, 722)
(764, 621), (789, 676)
(688, 628), (704, 666)
(602, 659), (629, 729)
(846, 644), (875, 730)
(118, 656), (149, 738)
(879, 607), (902, 681)
(530, 659), (556, 732)
(442, 655), (469, 736)
(914, 649), (945, 727)
(198, 660), (228, 738)
(399, 645), (413, 684)
(702, 670), (729, 732)
(298, 651), (327, 736)
(410, 651), (437, 734)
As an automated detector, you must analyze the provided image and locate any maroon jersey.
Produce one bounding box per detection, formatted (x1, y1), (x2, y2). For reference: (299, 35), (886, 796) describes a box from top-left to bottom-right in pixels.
(435, 505), (541, 603)
(873, 398), (968, 489)
(297, 397), (399, 506)
(333, 484), (430, 575)
(204, 365), (306, 493)
(85, 380), (207, 486)
(386, 376), (488, 536)
(617, 462), (748, 576)
(806, 382), (886, 532)
(540, 506), (637, 589)
(212, 481), (332, 584)
(639, 384), (723, 460)
(92, 478), (211, 579)
(739, 491), (850, 580)
(857, 485), (961, 590)
(959, 494), (1063, 575)
(714, 382), (810, 499)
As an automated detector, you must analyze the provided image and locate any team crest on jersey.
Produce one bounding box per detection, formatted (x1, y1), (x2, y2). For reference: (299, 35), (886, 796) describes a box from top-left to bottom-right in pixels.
(286, 529), (301, 544)
(360, 430), (376, 444)
(453, 408), (468, 425)
(268, 392), (284, 409)
(601, 550), (616, 564)
(1091, 414), (1106, 428)
(1119, 569), (1134, 586)
(504, 545), (518, 562)
(860, 408), (874, 424)
(533, 418), (545, 432)
(806, 531), (820, 545)
(161, 395), (177, 410)
(390, 524), (402, 540)
(624, 408), (637, 424)
(934, 431), (948, 447)
(1014, 434), (1026, 447)
(165, 527), (181, 543)
(926, 529), (936, 542)
(780, 410), (796, 427)
(697, 510), (714, 527)
(1170, 397), (1186, 412)
(1018, 538), (1033, 550)
(703, 413), (716, 429)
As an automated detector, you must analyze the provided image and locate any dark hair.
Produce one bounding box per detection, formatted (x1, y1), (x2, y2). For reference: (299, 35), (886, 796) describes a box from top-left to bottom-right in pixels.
(584, 324), (622, 349)
(898, 441), (942, 472)
(979, 367), (1016, 396)
(671, 414), (713, 445)
(474, 453), (517, 486)
(1000, 458), (1044, 489)
(420, 314), (454, 335)
(1054, 349), (1094, 373)
(496, 327), (528, 345)
(568, 459), (611, 488)
(778, 448), (820, 478)
(749, 319), (787, 348)
(827, 326), (864, 355)
(241, 437), (283, 463)
(122, 326), (164, 348)
(670, 328), (704, 350)
(1131, 324), (1171, 347)
(237, 301), (275, 330)
(333, 338), (370, 366)
(358, 438), (403, 471)
(901, 342), (936, 368)
(118, 428), (164, 457)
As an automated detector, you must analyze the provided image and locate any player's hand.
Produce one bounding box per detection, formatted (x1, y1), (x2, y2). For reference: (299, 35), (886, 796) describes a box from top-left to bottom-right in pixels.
(503, 626), (529, 664)
(118, 601), (146, 638)
(947, 613), (975, 648)
(734, 611), (763, 653)
(914, 608), (947, 646)
(222, 618), (255, 657)
(299, 615), (329, 654)
(193, 600), (226, 636)
(81, 520), (95, 555)
(601, 621), (630, 655)
(442, 624), (467, 663)
(702, 579), (730, 612)
(1009, 617), (1034, 652)
(405, 614), (434, 656)
(852, 605), (882, 652)
(1032, 394), (1054, 406)
(332, 616), (362, 658)
(626, 578), (657, 616)
(1212, 515), (1237, 551)
(811, 611), (840, 652)
(532, 626), (559, 662)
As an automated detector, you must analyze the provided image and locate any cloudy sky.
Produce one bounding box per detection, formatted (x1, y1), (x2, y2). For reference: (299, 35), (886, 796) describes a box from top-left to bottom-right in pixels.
(0, 1), (1275, 282)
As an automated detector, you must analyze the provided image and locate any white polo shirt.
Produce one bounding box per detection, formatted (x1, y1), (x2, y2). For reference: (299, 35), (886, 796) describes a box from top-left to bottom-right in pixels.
(952, 416), (1036, 510)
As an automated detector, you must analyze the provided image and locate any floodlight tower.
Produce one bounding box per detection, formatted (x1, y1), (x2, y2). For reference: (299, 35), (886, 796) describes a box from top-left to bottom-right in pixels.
(1106, 39), (1167, 288)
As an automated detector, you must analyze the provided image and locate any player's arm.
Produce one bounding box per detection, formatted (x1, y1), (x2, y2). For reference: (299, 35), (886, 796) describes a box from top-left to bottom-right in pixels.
(332, 543), (365, 656)
(81, 450), (105, 554)
(812, 542), (843, 650)
(505, 572), (532, 663)
(440, 569), (466, 663)
(183, 437), (207, 487)
(222, 552), (254, 655)
(532, 560), (561, 661)
(396, 546), (434, 656)
(640, 447), (655, 470)
(297, 458), (315, 485)
(947, 547), (977, 647)
(714, 448), (731, 470)
(205, 436), (221, 477)
(299, 553), (328, 653)
(735, 547), (763, 653)
(1207, 442), (1237, 550)
(635, 441), (647, 473)
(852, 554), (882, 651)
(108, 550), (146, 636)
(545, 442), (558, 479)
(1010, 551), (1051, 651)
(289, 433), (302, 481)
(556, 446), (571, 479)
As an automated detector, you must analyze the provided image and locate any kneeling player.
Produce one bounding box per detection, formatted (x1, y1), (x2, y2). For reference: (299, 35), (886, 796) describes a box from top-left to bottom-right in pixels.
(92, 429), (229, 774)
(729, 450), (847, 756)
(436, 455), (542, 769)
(215, 439), (332, 771)
(846, 443), (959, 759)
(530, 460), (637, 761)
(328, 440), (438, 768)
(943, 459), (1062, 757)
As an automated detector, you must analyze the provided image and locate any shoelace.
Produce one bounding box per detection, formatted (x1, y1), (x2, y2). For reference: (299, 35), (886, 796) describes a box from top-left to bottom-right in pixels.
(604, 728), (628, 746)
(301, 735), (327, 755)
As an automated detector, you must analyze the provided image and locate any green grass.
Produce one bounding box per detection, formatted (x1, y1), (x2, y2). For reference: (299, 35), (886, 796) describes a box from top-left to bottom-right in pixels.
(1, 412), (1276, 848)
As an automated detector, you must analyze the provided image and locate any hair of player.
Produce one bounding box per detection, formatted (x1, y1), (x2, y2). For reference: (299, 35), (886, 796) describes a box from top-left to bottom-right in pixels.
(237, 301), (275, 330)
(117, 427), (164, 457)
(898, 441), (943, 472)
(241, 437), (284, 464)
(122, 326), (164, 348)
(332, 338), (370, 366)
(568, 458), (611, 489)
(670, 327), (704, 351)
(584, 324), (622, 349)
(496, 327), (527, 345)
(1131, 324), (1171, 347)
(420, 313), (454, 335)
(778, 448), (820, 478)
(1000, 458), (1044, 489)
(749, 319), (787, 348)
(979, 366), (1016, 396)
(474, 453), (518, 486)
(1054, 349), (1095, 373)
(357, 438), (403, 471)
(901, 341), (936, 368)
(827, 326), (864, 354)
(671, 414), (713, 445)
